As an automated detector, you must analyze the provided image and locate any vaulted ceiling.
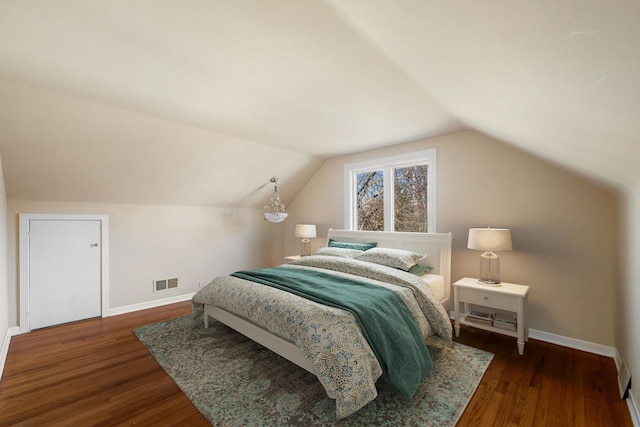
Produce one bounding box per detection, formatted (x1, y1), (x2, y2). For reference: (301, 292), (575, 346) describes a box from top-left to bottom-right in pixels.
(0, 1), (637, 206)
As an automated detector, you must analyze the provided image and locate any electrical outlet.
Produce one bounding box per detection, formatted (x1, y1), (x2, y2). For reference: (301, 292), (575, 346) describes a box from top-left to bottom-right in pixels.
(199, 280), (209, 288)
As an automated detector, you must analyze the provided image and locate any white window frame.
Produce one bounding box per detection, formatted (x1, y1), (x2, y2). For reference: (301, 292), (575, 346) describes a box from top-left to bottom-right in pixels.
(344, 149), (437, 232)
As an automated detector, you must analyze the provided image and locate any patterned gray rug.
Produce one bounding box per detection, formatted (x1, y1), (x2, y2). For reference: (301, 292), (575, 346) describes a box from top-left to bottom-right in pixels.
(134, 316), (493, 426)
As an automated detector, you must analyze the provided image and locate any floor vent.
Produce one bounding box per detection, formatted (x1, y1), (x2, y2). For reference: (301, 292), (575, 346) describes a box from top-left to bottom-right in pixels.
(154, 277), (179, 293)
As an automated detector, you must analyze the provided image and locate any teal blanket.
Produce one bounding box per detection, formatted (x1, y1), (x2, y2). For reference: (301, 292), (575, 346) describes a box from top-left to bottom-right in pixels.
(232, 266), (432, 399)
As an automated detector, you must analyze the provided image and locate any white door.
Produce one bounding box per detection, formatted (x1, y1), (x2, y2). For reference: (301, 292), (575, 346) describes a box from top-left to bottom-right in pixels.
(28, 219), (102, 329)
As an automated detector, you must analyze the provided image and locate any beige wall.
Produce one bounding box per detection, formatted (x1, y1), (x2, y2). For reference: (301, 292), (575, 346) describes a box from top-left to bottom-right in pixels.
(5, 200), (283, 327)
(285, 130), (619, 346)
(0, 156), (8, 374)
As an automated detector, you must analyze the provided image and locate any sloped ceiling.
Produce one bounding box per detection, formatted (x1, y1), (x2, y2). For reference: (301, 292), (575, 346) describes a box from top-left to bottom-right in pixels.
(0, 0), (637, 206)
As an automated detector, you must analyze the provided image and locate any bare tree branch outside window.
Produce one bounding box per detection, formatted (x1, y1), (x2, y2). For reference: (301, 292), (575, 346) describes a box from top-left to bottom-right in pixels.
(356, 165), (428, 232)
(394, 165), (428, 232)
(347, 149), (435, 233)
(356, 170), (384, 231)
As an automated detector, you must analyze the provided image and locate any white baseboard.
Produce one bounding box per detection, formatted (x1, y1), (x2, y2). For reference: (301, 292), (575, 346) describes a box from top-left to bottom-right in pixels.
(527, 328), (616, 358)
(628, 390), (640, 427)
(448, 310), (616, 358)
(108, 292), (196, 317)
(0, 326), (20, 381)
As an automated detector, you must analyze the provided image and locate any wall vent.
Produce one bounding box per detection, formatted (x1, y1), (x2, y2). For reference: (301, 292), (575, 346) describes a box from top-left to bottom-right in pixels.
(154, 277), (179, 293)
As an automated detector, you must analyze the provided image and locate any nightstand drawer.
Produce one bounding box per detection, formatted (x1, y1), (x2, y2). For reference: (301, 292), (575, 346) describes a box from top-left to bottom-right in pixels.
(458, 287), (519, 311)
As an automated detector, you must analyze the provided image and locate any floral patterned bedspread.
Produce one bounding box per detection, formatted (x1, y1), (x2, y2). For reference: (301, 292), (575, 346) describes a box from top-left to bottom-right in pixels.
(191, 255), (452, 419)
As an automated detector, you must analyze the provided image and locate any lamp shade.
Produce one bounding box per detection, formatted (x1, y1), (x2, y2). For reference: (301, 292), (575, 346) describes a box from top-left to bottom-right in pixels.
(295, 224), (317, 239)
(467, 228), (512, 252)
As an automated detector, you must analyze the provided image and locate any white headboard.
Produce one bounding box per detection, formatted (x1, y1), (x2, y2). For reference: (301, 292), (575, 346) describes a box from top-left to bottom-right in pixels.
(326, 229), (452, 306)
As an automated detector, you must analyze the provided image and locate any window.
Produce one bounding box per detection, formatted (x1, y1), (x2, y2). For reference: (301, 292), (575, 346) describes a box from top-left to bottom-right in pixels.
(344, 149), (436, 232)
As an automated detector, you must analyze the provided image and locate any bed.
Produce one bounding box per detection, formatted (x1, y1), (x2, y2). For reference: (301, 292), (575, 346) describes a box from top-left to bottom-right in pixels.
(192, 229), (452, 419)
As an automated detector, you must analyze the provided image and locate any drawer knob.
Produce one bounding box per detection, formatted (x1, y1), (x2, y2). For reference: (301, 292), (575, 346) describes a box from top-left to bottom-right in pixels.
(483, 296), (489, 300)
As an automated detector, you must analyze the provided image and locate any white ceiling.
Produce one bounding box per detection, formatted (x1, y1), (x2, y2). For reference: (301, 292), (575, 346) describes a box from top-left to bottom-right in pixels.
(0, 0), (637, 206)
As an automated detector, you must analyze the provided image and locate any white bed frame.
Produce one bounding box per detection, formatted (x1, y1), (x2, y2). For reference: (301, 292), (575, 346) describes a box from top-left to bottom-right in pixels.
(203, 229), (452, 374)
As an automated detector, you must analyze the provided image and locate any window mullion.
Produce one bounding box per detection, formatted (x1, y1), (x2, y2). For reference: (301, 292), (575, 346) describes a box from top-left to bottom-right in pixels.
(384, 166), (394, 231)
(349, 170), (359, 230)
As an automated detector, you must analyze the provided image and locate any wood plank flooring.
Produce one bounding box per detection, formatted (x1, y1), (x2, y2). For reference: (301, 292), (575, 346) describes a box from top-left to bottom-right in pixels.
(0, 301), (633, 426)
(454, 325), (632, 427)
(0, 302), (208, 427)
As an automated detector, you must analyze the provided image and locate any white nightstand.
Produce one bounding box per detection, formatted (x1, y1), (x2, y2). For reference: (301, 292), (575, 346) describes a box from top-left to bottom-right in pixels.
(283, 255), (301, 263)
(453, 277), (530, 355)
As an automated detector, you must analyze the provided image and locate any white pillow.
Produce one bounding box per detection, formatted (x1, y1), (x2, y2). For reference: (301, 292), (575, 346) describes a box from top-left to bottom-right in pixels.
(314, 247), (362, 258)
(354, 247), (425, 271)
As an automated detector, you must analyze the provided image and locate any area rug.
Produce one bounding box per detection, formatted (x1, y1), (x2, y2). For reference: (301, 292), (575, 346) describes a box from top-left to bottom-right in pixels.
(134, 316), (493, 426)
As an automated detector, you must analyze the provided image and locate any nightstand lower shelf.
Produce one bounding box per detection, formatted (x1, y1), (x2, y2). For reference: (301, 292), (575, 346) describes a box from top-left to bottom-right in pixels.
(458, 319), (519, 338)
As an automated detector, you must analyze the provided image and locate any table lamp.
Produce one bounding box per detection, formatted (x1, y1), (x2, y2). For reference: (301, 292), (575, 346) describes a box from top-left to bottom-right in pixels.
(467, 228), (512, 285)
(295, 224), (317, 256)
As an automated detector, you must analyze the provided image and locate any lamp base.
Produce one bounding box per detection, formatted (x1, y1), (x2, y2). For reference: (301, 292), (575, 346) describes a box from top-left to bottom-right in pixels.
(300, 238), (311, 257)
(478, 251), (501, 286)
(477, 278), (502, 286)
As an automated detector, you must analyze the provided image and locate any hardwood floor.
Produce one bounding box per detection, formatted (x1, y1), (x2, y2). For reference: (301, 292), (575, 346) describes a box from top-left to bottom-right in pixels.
(0, 301), (633, 426)
(454, 326), (632, 427)
(0, 302), (208, 427)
